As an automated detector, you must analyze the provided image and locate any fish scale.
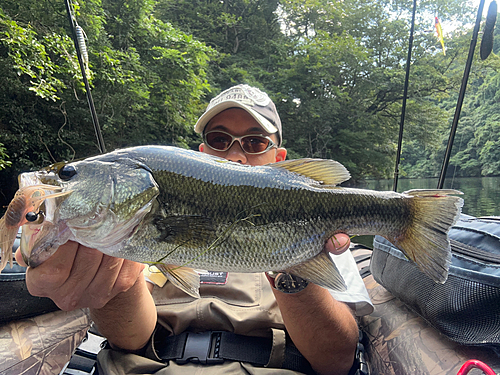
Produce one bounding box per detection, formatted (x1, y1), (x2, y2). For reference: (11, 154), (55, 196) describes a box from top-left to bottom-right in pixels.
(0, 145), (464, 298)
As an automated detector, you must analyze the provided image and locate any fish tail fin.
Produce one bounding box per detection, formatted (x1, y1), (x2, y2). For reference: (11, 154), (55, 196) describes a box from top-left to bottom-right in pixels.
(391, 189), (463, 283)
(0, 217), (17, 272)
(287, 251), (347, 292)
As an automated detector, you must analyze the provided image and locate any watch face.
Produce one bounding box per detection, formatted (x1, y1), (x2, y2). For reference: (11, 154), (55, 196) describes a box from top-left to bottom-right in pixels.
(274, 273), (309, 294)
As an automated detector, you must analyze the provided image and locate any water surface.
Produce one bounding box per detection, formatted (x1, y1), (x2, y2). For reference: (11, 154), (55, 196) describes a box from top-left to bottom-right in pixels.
(357, 176), (500, 217)
(352, 176), (500, 248)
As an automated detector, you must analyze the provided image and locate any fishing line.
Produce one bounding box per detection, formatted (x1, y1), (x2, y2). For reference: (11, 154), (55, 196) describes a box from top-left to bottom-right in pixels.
(172, 213), (260, 270)
(63, 0), (106, 154)
(148, 211), (262, 270)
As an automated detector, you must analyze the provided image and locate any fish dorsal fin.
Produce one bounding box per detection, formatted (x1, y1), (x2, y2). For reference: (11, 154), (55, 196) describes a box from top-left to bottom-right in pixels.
(155, 264), (201, 298)
(285, 251), (347, 292)
(270, 159), (351, 186)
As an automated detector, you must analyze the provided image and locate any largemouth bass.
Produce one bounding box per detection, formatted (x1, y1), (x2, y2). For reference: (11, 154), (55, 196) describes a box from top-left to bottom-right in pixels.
(0, 146), (463, 297)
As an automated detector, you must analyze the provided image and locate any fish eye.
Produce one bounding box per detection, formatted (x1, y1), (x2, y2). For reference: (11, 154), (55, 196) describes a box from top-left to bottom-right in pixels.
(59, 165), (77, 181)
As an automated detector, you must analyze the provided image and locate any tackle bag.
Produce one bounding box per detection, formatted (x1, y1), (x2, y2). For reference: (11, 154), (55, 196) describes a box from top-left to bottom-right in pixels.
(0, 261), (59, 324)
(0, 231), (59, 324)
(370, 214), (500, 346)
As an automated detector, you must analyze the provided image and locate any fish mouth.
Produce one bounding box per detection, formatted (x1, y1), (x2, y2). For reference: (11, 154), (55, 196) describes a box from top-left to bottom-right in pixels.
(21, 220), (72, 267)
(18, 172), (72, 267)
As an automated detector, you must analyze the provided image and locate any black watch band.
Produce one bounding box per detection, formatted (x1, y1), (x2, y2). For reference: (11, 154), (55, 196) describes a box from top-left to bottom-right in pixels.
(271, 273), (309, 294)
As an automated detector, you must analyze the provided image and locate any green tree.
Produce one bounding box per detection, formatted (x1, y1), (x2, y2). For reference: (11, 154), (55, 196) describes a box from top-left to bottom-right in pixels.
(271, 0), (473, 180)
(0, 0), (215, 209)
(0, 0), (492, 215)
(155, 0), (285, 90)
(400, 8), (500, 179)
(0, 143), (10, 170)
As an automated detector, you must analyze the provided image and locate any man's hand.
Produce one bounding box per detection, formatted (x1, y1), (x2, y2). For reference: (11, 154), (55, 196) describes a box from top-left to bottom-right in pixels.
(15, 241), (144, 311)
(15, 241), (157, 351)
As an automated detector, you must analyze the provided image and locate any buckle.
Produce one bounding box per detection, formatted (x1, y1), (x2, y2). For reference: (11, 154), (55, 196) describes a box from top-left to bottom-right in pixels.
(176, 331), (224, 365)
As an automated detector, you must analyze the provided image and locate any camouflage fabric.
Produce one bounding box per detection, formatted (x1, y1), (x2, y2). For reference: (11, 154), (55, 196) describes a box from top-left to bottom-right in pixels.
(0, 309), (90, 375)
(359, 274), (500, 375)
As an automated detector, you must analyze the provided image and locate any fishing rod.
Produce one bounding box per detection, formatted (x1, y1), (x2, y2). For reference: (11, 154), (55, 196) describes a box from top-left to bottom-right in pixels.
(436, 0), (486, 189)
(63, 0), (106, 154)
(393, 0), (417, 192)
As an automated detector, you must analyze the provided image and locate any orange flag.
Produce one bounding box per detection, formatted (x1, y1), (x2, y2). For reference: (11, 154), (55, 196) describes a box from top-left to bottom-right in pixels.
(435, 16), (446, 55)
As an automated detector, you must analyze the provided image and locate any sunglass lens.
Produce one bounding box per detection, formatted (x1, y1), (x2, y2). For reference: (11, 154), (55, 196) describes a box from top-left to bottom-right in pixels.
(205, 132), (233, 151)
(241, 136), (271, 154)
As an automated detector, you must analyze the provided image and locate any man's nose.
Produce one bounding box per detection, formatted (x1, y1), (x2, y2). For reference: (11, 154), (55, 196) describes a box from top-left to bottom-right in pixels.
(225, 141), (247, 164)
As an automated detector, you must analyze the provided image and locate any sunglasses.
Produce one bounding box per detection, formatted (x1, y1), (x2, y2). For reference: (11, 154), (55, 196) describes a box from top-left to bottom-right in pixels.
(203, 130), (277, 155)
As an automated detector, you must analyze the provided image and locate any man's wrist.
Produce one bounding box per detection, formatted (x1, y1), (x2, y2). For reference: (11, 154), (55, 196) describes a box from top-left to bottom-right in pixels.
(267, 272), (309, 294)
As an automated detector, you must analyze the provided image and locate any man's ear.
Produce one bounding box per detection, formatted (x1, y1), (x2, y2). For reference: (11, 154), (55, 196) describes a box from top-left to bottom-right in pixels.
(199, 143), (205, 152)
(275, 147), (287, 162)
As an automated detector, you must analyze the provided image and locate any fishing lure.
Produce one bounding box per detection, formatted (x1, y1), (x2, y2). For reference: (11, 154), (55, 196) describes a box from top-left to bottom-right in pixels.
(0, 185), (71, 270)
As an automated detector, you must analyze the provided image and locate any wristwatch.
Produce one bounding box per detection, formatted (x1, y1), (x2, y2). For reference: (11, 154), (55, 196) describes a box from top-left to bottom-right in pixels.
(270, 272), (309, 294)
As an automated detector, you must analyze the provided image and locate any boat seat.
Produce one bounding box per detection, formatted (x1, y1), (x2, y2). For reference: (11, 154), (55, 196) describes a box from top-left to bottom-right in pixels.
(351, 243), (500, 375)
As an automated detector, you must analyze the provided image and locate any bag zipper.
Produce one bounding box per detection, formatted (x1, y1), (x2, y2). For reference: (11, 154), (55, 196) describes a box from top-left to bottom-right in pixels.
(450, 239), (500, 265)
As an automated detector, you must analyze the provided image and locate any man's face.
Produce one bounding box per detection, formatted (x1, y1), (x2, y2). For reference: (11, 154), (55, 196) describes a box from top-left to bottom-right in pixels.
(199, 108), (287, 166)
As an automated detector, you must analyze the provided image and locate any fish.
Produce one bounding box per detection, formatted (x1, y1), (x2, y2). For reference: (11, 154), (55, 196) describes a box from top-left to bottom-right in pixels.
(0, 146), (463, 298)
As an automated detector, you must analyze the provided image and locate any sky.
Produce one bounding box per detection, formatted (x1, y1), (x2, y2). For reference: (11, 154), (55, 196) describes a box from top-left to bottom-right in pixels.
(470, 0), (493, 18)
(438, 0), (492, 35)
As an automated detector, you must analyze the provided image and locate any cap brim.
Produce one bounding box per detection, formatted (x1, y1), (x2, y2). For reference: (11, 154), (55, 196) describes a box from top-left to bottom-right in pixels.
(194, 101), (278, 135)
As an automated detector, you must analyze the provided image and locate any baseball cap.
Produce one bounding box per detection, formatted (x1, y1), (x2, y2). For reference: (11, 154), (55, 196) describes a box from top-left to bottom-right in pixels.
(194, 84), (283, 146)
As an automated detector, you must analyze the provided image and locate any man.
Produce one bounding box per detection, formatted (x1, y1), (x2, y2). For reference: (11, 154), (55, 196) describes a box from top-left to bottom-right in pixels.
(15, 84), (372, 375)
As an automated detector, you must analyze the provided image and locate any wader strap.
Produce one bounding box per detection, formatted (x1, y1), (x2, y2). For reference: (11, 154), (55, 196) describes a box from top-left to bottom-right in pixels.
(265, 328), (286, 368)
(155, 330), (315, 374)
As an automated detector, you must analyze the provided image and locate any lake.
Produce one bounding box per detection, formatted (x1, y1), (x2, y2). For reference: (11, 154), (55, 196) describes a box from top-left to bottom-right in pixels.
(352, 176), (500, 248)
(357, 176), (500, 217)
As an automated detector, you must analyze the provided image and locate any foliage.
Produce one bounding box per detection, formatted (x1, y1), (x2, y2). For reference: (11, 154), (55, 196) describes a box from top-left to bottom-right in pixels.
(0, 0), (498, 211)
(0, 0), (214, 208)
(155, 0), (286, 89)
(0, 142), (11, 170)
(269, 0), (476, 181)
(402, 16), (500, 179)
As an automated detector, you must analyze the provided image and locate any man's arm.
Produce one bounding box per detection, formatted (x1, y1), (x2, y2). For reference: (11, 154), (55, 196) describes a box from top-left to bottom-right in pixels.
(269, 233), (359, 375)
(90, 274), (157, 351)
(271, 283), (358, 375)
(15, 241), (157, 351)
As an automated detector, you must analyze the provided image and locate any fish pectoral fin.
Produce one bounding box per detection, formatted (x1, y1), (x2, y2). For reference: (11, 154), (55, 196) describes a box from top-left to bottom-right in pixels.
(285, 251), (347, 292)
(155, 215), (216, 246)
(155, 264), (201, 298)
(269, 159), (351, 186)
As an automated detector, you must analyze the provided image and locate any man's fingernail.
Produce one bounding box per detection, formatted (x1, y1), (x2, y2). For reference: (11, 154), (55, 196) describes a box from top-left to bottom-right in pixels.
(332, 236), (348, 249)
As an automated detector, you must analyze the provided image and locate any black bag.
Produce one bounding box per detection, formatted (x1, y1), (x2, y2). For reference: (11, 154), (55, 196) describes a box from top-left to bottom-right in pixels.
(371, 214), (500, 346)
(0, 233), (59, 324)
